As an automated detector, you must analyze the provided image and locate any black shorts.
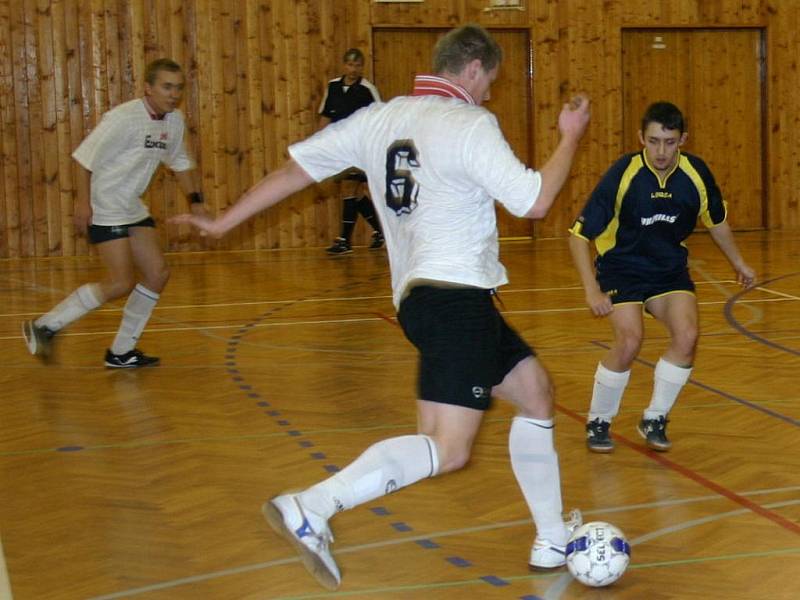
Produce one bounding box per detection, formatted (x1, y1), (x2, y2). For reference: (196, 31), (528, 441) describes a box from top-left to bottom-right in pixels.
(597, 268), (695, 304)
(397, 286), (534, 410)
(88, 217), (156, 245)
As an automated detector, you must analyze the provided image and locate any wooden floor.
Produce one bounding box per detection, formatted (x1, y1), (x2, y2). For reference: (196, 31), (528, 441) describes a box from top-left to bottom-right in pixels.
(1, 231), (798, 600)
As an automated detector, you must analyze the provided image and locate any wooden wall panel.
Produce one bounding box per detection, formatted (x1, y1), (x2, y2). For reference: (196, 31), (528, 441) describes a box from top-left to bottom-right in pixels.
(0, 0), (17, 257)
(622, 28), (764, 230)
(0, 0), (798, 257)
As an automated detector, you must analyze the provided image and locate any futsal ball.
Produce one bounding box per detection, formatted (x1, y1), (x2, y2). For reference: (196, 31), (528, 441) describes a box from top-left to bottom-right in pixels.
(565, 521), (631, 587)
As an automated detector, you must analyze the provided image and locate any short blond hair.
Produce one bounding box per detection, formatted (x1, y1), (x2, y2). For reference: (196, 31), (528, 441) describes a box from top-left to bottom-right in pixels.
(433, 25), (502, 75)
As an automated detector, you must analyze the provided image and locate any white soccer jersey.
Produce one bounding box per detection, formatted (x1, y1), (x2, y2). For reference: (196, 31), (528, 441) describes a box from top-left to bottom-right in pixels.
(72, 98), (194, 226)
(290, 76), (542, 308)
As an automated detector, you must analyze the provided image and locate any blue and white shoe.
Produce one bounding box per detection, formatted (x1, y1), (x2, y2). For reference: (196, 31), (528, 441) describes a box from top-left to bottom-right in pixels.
(529, 508), (583, 570)
(22, 320), (55, 361)
(263, 493), (341, 589)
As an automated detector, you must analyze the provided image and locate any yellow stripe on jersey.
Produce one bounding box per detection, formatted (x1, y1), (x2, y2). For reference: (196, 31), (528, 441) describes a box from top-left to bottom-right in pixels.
(568, 220), (590, 240)
(595, 155), (643, 256)
(679, 155), (727, 228)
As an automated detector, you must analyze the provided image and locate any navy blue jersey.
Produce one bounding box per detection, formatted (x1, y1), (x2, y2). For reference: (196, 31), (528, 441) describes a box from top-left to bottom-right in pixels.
(319, 76), (381, 123)
(569, 150), (727, 277)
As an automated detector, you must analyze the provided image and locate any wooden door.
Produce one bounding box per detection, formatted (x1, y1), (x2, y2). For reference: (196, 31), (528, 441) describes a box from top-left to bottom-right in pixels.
(373, 28), (533, 238)
(622, 29), (766, 229)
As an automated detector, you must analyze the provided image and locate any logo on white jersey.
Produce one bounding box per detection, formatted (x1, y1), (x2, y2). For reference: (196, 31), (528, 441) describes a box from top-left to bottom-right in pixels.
(144, 134), (167, 150)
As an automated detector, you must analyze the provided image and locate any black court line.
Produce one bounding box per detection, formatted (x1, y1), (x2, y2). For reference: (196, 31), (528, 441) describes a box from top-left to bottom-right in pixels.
(590, 341), (799, 428)
(724, 271), (800, 358)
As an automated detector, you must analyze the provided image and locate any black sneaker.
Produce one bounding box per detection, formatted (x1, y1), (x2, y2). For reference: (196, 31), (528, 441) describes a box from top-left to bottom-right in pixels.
(637, 415), (671, 451)
(369, 231), (385, 249)
(586, 418), (614, 453)
(22, 320), (56, 361)
(325, 238), (352, 255)
(105, 348), (160, 369)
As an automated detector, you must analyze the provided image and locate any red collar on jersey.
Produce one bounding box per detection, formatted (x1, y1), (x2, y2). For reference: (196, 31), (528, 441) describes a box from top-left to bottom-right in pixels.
(142, 97), (166, 120)
(411, 75), (475, 105)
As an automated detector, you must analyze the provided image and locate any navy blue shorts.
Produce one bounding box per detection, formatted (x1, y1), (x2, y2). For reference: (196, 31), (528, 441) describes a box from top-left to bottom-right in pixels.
(597, 268), (695, 304)
(397, 286), (534, 410)
(88, 217), (156, 245)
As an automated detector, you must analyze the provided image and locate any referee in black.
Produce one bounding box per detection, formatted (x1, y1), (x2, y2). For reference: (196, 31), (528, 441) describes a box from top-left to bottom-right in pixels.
(320, 48), (384, 255)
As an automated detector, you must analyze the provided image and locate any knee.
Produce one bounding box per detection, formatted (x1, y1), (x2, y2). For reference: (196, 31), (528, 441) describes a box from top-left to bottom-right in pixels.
(672, 325), (699, 357)
(145, 265), (170, 293)
(516, 378), (555, 419)
(614, 331), (643, 364)
(431, 440), (472, 474)
(104, 276), (136, 300)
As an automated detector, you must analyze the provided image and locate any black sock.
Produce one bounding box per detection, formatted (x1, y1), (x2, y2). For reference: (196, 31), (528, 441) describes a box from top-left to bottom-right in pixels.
(357, 196), (383, 234)
(340, 197), (358, 241)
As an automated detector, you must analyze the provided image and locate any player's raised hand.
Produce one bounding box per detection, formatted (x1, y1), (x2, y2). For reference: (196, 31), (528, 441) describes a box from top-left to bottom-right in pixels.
(559, 94), (591, 141)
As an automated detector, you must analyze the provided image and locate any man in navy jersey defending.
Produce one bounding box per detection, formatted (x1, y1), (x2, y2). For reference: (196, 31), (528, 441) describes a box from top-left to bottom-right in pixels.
(320, 48), (384, 255)
(174, 25), (590, 589)
(569, 101), (755, 453)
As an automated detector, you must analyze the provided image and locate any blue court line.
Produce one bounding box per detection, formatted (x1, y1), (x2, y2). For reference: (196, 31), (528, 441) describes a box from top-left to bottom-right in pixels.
(217, 274), (496, 590)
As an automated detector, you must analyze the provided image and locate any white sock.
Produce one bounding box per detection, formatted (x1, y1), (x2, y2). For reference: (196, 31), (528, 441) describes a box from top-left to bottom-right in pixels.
(509, 416), (567, 545)
(588, 362), (630, 422)
(644, 358), (692, 419)
(298, 434), (439, 520)
(36, 283), (103, 332)
(110, 284), (159, 355)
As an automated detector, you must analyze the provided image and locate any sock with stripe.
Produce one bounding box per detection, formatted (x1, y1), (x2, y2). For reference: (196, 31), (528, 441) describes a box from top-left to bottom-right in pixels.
(509, 416), (568, 545)
(110, 284), (160, 355)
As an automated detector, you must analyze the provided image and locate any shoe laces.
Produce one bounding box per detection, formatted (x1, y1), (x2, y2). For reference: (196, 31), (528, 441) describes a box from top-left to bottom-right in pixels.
(588, 418), (610, 433)
(565, 508), (583, 533)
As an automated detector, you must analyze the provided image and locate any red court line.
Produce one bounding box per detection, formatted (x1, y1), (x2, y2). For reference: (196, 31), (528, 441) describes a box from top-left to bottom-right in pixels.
(374, 311), (399, 327)
(555, 402), (800, 536)
(376, 308), (800, 535)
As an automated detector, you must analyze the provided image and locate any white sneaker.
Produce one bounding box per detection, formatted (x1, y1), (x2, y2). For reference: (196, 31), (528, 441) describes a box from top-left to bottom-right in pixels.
(262, 493), (341, 589)
(529, 508), (583, 570)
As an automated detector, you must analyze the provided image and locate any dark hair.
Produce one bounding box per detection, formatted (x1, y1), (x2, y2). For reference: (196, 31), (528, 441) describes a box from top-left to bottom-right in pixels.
(343, 48), (364, 63)
(641, 101), (685, 134)
(433, 24), (502, 75)
(144, 58), (183, 85)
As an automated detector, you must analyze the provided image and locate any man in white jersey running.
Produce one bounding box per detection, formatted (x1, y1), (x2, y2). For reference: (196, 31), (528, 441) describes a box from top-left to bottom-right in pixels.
(173, 25), (590, 589)
(23, 58), (206, 368)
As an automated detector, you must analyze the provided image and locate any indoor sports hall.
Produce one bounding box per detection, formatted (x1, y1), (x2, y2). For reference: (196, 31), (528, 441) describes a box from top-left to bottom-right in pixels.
(1, 2), (798, 599)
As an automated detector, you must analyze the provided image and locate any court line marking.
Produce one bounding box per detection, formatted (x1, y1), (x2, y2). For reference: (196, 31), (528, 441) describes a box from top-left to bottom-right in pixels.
(0, 532), (12, 600)
(1, 296), (796, 344)
(84, 494), (800, 600)
(544, 498), (800, 599)
(0, 277), (787, 319)
(6, 269), (797, 598)
(590, 341), (799, 428)
(557, 399), (800, 537)
(725, 272), (800, 357)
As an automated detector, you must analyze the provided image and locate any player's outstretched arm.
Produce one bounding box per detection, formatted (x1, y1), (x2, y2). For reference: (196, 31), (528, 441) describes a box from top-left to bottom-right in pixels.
(708, 222), (756, 287)
(170, 159), (314, 238)
(527, 94), (591, 219)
